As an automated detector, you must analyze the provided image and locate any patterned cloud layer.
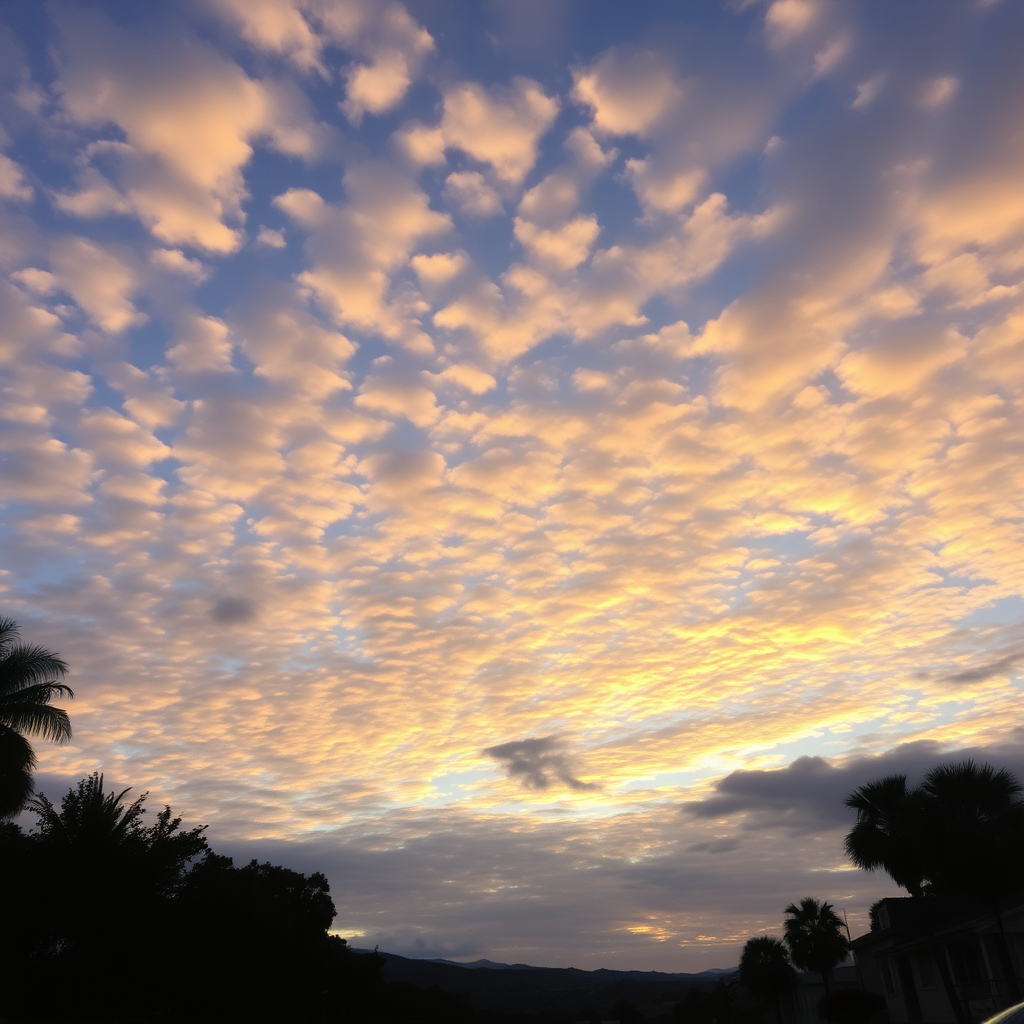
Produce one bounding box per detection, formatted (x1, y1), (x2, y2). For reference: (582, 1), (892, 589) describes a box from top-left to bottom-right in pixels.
(2, 0), (1022, 969)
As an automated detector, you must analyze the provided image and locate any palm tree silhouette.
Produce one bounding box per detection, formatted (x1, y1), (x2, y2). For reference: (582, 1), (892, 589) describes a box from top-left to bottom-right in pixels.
(920, 759), (1023, 897)
(0, 618), (73, 819)
(922, 760), (1024, 1003)
(783, 897), (848, 995)
(844, 774), (929, 896)
(844, 759), (1024, 1020)
(740, 935), (795, 1024)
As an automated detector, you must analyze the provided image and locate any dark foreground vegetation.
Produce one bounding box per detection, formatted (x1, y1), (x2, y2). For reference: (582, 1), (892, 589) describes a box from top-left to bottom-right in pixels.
(0, 772), (736, 1024)
(1, 774), (384, 1023)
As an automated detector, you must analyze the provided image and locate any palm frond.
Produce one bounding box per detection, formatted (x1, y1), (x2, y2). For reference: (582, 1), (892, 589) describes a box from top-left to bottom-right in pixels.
(0, 617), (20, 654)
(0, 724), (37, 819)
(923, 759), (1022, 803)
(0, 702), (72, 742)
(0, 644), (70, 694)
(0, 681), (75, 706)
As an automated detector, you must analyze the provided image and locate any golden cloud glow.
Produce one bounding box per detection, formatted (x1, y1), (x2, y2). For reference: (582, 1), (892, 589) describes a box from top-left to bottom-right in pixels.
(2, 0), (1022, 973)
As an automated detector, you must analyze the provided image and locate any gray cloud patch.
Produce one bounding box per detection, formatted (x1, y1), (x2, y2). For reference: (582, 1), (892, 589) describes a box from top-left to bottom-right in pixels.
(212, 596), (258, 624)
(945, 652), (1022, 684)
(484, 736), (597, 791)
(683, 735), (1024, 832)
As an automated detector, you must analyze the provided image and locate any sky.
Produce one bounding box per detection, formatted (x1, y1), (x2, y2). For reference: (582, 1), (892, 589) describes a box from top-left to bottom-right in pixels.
(2, 0), (1023, 972)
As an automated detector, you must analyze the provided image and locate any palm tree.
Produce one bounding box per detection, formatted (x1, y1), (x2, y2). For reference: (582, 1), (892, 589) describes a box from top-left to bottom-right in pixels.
(845, 761), (1024, 898)
(0, 617), (73, 819)
(922, 760), (1024, 1003)
(843, 761), (1024, 1021)
(782, 897), (848, 995)
(920, 759), (1023, 898)
(740, 935), (795, 1024)
(844, 774), (929, 896)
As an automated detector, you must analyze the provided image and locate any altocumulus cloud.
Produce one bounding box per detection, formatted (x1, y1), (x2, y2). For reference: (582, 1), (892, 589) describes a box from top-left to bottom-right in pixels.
(2, 0), (1024, 973)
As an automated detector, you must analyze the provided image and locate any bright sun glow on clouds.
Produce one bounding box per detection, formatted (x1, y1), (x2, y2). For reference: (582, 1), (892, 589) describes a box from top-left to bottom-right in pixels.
(2, 0), (1023, 971)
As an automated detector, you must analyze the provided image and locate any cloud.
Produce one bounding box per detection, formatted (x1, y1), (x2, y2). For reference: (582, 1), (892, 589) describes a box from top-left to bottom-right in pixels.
(234, 286), (356, 398)
(355, 372), (439, 428)
(5, 0), (1024, 975)
(851, 73), (887, 110)
(278, 162), (450, 351)
(0, 153), (33, 201)
(52, 7), (327, 253)
(401, 78), (559, 185)
(167, 313), (234, 373)
(837, 327), (966, 398)
(150, 248), (210, 283)
(212, 595), (259, 624)
(764, 0), (821, 48)
(514, 215), (600, 271)
(484, 736), (597, 792)
(429, 364), (495, 395)
(255, 226), (287, 249)
(919, 76), (959, 109)
(443, 172), (503, 218)
(104, 362), (184, 431)
(340, 5), (434, 124)
(625, 160), (705, 215)
(411, 251), (467, 287)
(211, 0), (435, 124)
(0, 432), (94, 507)
(49, 237), (146, 334)
(209, 0), (327, 75)
(944, 652), (1023, 685)
(683, 738), (1024, 833)
(573, 50), (683, 138)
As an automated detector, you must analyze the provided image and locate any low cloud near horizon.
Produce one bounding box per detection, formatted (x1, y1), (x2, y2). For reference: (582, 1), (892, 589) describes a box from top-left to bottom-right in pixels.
(3, 0), (1023, 972)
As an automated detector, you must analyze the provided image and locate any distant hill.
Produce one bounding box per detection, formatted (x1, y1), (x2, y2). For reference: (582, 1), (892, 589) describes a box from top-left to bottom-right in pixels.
(359, 950), (738, 1018)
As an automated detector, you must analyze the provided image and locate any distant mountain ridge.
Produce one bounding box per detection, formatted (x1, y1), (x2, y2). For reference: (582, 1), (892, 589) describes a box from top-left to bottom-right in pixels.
(353, 950), (736, 976)
(351, 950), (738, 1017)
(424, 956), (737, 977)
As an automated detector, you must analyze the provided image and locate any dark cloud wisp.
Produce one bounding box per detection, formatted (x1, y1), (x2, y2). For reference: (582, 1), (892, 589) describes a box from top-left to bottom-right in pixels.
(683, 736), (1024, 832)
(212, 596), (259, 625)
(484, 736), (598, 791)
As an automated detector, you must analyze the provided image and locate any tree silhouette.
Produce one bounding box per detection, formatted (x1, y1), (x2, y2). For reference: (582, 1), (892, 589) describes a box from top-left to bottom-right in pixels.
(739, 935), (795, 1024)
(0, 617), (72, 819)
(844, 759), (1024, 1020)
(783, 897), (848, 994)
(844, 775), (929, 896)
(920, 759), (1023, 899)
(922, 760), (1024, 1003)
(845, 760), (1024, 900)
(29, 771), (209, 888)
(26, 772), (209, 993)
(3, 773), (384, 1021)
